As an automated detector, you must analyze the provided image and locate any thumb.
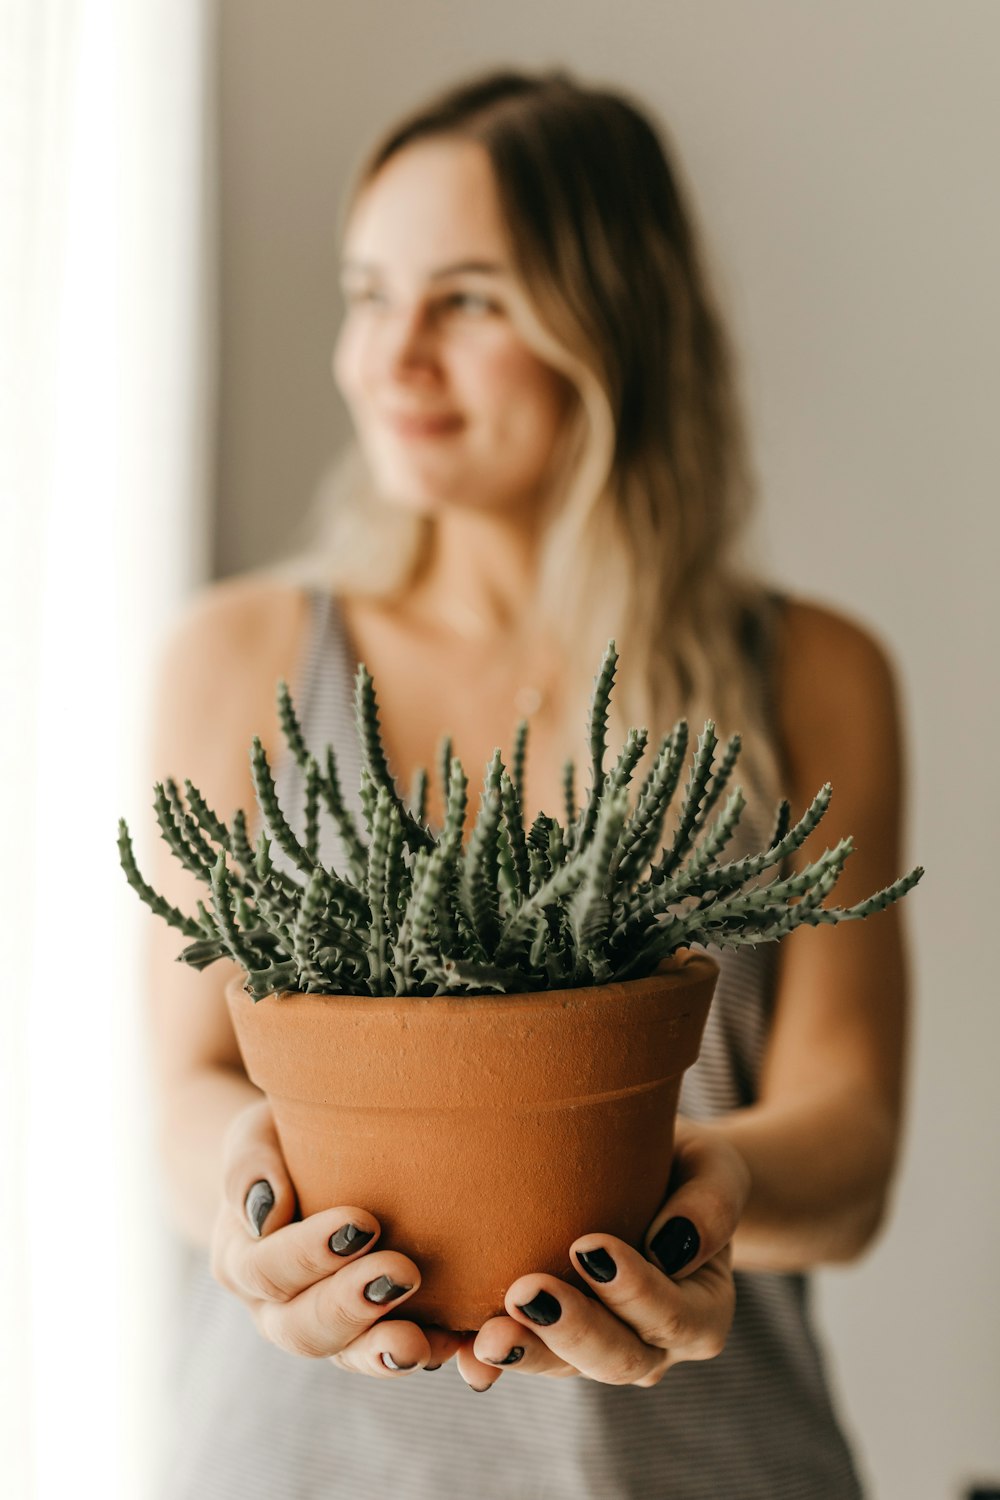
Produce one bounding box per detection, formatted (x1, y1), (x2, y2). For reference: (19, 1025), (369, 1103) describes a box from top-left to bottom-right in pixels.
(222, 1097), (298, 1239)
(643, 1118), (751, 1280)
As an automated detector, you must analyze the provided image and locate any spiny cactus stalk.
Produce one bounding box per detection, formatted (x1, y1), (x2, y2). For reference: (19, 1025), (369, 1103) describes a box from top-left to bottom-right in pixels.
(119, 642), (924, 1001)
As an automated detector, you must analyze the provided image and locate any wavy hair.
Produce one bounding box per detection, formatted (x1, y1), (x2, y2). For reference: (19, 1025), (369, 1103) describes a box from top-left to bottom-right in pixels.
(269, 69), (788, 815)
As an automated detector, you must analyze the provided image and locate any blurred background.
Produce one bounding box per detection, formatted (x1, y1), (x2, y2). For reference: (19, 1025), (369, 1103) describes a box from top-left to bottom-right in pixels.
(2, 1), (997, 1497)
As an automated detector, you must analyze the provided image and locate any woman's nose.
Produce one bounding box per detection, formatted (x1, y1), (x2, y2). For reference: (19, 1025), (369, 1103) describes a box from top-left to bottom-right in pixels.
(380, 303), (439, 381)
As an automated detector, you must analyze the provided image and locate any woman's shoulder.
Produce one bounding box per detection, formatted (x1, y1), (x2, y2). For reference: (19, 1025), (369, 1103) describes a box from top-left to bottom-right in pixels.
(160, 569), (314, 666)
(153, 570), (323, 716)
(774, 593), (900, 694)
(151, 572), (318, 771)
(770, 593), (904, 799)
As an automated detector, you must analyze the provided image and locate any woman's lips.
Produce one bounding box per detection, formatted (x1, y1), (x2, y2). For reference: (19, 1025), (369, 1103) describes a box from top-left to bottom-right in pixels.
(385, 411), (465, 439)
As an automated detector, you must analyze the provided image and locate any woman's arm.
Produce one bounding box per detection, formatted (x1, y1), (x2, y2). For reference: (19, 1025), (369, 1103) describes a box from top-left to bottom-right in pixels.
(144, 576), (311, 1248)
(705, 597), (913, 1272)
(145, 579), (469, 1376)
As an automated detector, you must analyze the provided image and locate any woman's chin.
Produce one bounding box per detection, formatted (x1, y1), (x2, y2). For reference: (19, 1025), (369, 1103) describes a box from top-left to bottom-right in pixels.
(376, 478), (494, 519)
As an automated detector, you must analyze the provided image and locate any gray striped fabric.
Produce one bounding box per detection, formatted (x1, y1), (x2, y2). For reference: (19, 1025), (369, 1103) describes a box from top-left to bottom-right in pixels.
(159, 589), (865, 1499)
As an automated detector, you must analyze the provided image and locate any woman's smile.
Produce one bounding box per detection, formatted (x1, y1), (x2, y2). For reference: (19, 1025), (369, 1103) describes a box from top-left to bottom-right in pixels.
(383, 409), (466, 439)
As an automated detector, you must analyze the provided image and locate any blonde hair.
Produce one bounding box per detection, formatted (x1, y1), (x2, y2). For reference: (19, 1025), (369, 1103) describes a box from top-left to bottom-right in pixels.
(268, 69), (788, 818)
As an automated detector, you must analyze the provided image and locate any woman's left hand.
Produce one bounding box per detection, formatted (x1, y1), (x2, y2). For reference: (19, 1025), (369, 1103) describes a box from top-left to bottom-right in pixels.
(455, 1118), (751, 1391)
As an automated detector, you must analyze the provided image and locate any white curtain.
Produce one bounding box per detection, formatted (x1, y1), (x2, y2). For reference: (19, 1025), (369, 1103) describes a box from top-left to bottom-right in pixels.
(1, 2), (215, 1495)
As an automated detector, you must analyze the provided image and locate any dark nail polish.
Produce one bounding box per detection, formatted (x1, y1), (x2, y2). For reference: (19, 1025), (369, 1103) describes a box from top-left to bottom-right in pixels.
(491, 1346), (525, 1365)
(516, 1290), (561, 1326)
(650, 1216), (700, 1275)
(577, 1247), (617, 1283)
(329, 1223), (374, 1256)
(381, 1352), (417, 1371)
(364, 1275), (413, 1305)
(424, 1363), (443, 1372)
(470, 1383), (493, 1393)
(245, 1180), (274, 1238)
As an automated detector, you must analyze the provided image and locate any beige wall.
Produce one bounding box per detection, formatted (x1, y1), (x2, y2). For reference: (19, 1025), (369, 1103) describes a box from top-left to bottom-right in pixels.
(214, 3), (999, 1495)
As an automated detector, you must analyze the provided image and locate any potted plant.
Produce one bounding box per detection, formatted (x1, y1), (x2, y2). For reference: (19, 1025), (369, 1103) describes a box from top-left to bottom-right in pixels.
(119, 642), (922, 1329)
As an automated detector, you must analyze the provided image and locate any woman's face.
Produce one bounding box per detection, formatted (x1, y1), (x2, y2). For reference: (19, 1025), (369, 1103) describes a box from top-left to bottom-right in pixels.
(332, 138), (574, 519)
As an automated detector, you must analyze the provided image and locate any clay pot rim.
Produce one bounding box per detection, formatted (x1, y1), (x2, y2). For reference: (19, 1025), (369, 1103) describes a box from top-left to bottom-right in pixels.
(225, 949), (719, 1017)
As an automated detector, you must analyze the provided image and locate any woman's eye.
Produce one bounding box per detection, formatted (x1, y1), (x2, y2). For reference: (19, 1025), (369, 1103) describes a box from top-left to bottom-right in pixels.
(442, 291), (499, 316)
(343, 286), (387, 308)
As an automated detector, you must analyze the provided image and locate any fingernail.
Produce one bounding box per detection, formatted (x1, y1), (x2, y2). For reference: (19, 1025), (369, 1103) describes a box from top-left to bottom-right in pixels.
(650, 1216), (700, 1275)
(490, 1346), (525, 1365)
(364, 1275), (413, 1305)
(380, 1352), (417, 1371)
(329, 1223), (374, 1256)
(245, 1180), (274, 1238)
(424, 1363), (443, 1372)
(577, 1247), (617, 1283)
(470, 1383), (493, 1393)
(516, 1290), (561, 1326)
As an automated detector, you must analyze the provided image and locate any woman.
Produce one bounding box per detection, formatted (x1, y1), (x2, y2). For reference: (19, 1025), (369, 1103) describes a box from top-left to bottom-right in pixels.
(148, 71), (909, 1498)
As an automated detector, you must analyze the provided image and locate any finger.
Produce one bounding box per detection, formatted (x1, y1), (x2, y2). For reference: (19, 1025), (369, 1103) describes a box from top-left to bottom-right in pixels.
(421, 1325), (466, 1373)
(453, 1331), (502, 1391)
(643, 1120), (751, 1279)
(503, 1271), (667, 1387)
(251, 1249), (422, 1360)
(573, 1234), (735, 1367)
(215, 1203), (381, 1302)
(467, 1315), (576, 1384)
(221, 1099), (297, 1238)
(332, 1320), (431, 1377)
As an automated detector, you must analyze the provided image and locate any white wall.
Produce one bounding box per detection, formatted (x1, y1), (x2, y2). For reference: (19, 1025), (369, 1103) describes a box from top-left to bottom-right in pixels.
(213, 3), (1000, 1495)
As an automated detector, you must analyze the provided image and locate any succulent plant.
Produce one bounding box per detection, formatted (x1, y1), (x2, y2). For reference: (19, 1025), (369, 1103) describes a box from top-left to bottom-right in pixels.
(119, 642), (923, 1001)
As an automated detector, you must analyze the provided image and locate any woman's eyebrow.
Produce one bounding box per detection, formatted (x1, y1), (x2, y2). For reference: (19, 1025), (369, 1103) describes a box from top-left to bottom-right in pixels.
(340, 258), (507, 281)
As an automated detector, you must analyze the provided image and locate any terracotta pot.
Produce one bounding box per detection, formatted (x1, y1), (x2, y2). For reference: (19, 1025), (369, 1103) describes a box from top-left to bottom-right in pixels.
(225, 951), (718, 1330)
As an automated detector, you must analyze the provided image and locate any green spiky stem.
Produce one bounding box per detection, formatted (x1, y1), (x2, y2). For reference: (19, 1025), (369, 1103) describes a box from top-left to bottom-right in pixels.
(461, 751), (504, 955)
(649, 721), (719, 884)
(679, 783), (834, 900)
(182, 778), (231, 849)
(562, 758), (577, 831)
(304, 756), (321, 863)
(209, 851), (268, 972)
(613, 723), (689, 883)
(574, 640), (618, 849)
(695, 732), (741, 832)
(511, 720), (528, 807)
(604, 727), (649, 799)
(441, 756), (468, 857)
(568, 788), (629, 960)
(152, 782), (212, 882)
(229, 809), (259, 880)
(322, 744), (368, 884)
(117, 820), (205, 939)
(250, 737), (314, 875)
(495, 850), (589, 963)
(276, 678), (310, 765)
(292, 866), (337, 988)
(686, 838), (856, 929)
(354, 664), (434, 853)
(684, 787), (747, 879)
(767, 798), (792, 851)
(496, 822), (520, 917)
(409, 766), (428, 824)
(500, 769), (531, 898)
(164, 779), (223, 875)
(365, 788), (395, 993)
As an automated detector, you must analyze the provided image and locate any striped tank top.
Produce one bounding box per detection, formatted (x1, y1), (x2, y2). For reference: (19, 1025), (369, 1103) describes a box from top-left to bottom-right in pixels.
(160, 588), (865, 1500)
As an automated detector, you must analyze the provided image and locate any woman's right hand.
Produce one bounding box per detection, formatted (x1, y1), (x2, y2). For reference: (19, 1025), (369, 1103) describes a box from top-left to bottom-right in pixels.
(210, 1098), (465, 1376)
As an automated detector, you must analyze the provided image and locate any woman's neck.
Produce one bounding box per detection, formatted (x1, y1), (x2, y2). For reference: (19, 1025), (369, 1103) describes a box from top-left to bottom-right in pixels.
(404, 508), (546, 646)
